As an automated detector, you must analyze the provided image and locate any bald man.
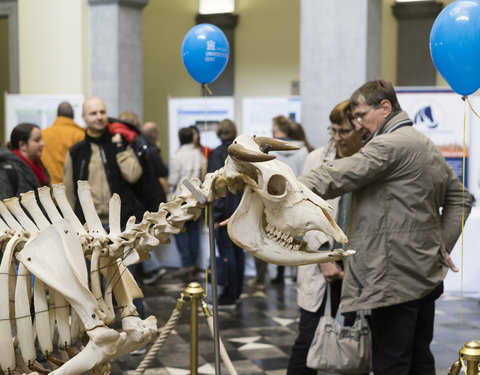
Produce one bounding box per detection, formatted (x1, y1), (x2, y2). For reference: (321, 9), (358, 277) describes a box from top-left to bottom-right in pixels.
(41, 101), (85, 184)
(63, 97), (144, 226)
(141, 121), (159, 143)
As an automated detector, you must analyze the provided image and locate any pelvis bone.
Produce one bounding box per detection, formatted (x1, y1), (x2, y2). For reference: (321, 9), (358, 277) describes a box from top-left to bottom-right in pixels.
(0, 135), (353, 375)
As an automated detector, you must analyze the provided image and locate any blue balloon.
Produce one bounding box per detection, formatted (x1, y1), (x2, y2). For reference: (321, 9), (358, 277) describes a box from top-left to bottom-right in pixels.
(182, 23), (230, 85)
(430, 0), (480, 96)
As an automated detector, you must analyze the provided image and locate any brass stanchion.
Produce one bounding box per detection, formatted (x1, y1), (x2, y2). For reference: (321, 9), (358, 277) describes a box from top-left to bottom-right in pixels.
(182, 179), (222, 374)
(184, 282), (205, 375)
(448, 341), (480, 375)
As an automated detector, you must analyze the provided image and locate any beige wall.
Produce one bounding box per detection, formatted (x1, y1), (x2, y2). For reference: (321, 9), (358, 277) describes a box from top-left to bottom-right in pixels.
(143, 0), (300, 157)
(143, 0), (199, 157)
(18, 0), (89, 95)
(381, 0), (397, 84)
(234, 0), (299, 126)
(235, 0), (300, 97)
(14, 0), (456, 152)
(142, 0), (425, 154)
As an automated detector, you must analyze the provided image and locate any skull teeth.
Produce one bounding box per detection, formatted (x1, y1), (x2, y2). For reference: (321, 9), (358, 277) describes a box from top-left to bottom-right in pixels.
(265, 224), (303, 251)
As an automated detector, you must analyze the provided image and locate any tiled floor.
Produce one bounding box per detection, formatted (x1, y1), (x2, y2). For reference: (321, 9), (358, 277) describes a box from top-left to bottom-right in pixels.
(112, 270), (480, 375)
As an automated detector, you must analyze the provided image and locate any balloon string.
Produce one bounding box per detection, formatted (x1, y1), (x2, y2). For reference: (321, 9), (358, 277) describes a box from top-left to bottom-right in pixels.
(203, 83), (213, 96)
(466, 97), (480, 120)
(202, 83), (212, 297)
(460, 100), (467, 326)
(460, 356), (467, 374)
(204, 205), (209, 299)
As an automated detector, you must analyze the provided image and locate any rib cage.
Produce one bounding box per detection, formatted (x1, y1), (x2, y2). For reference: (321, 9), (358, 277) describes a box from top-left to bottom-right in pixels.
(0, 171), (227, 375)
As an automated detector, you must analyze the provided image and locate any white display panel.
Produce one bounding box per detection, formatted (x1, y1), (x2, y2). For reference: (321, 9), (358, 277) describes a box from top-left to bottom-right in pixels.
(242, 97), (301, 138)
(397, 89), (472, 189)
(168, 96), (234, 157)
(5, 93), (85, 140)
(397, 88), (469, 148)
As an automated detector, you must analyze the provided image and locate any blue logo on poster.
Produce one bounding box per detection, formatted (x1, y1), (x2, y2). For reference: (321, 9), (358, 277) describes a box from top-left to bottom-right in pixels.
(413, 106), (438, 129)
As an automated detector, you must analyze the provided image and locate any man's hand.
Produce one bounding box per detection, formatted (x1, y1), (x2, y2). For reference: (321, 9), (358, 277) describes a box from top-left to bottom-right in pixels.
(319, 261), (344, 282)
(445, 251), (458, 272)
(112, 133), (122, 144)
(109, 122), (137, 145)
(219, 218), (229, 227)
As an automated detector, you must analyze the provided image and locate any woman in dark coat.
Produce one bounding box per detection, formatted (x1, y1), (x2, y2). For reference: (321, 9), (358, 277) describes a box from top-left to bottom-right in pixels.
(0, 123), (50, 200)
(207, 119), (244, 307)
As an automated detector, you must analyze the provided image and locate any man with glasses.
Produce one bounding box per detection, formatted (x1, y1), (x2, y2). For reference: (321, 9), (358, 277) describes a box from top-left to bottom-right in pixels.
(299, 80), (472, 375)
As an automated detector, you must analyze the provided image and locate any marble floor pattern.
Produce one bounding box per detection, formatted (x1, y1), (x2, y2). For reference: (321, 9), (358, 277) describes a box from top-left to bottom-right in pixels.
(112, 270), (480, 375)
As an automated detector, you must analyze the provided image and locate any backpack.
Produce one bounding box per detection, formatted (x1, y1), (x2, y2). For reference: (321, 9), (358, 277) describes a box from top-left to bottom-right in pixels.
(131, 136), (167, 211)
(1, 163), (18, 195)
(108, 117), (167, 213)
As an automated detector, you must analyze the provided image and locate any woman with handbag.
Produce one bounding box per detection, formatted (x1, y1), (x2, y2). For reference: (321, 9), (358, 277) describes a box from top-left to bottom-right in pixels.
(286, 100), (367, 375)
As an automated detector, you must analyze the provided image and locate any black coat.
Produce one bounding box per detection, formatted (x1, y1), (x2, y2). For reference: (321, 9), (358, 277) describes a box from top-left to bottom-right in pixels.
(207, 142), (242, 222)
(0, 146), (50, 200)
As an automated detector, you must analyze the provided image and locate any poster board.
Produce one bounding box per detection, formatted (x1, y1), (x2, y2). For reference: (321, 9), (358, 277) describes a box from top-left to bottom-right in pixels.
(242, 97), (301, 138)
(396, 88), (470, 187)
(4, 94), (85, 140)
(168, 96), (234, 157)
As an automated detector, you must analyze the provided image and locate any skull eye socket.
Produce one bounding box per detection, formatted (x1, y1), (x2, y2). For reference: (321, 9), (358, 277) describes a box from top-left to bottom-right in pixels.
(267, 174), (287, 196)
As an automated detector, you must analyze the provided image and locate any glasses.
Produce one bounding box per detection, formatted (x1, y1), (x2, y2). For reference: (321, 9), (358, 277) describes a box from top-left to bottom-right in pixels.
(351, 105), (376, 124)
(327, 126), (354, 138)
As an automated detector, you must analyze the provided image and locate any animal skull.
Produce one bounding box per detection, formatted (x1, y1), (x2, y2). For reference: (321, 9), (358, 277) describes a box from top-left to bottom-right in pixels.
(225, 135), (351, 266)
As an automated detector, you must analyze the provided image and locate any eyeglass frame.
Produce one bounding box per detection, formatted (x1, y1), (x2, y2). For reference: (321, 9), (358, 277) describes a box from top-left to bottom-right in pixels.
(327, 125), (355, 138)
(351, 104), (379, 125)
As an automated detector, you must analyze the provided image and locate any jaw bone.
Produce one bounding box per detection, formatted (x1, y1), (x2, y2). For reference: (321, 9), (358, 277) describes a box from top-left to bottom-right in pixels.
(228, 186), (353, 266)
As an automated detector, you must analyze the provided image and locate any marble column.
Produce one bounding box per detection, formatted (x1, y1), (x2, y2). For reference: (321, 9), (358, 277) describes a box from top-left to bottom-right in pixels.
(88, 0), (148, 120)
(300, 0), (382, 148)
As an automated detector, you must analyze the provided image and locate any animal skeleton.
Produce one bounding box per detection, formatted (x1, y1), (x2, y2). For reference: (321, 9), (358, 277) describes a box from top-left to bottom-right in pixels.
(0, 135), (354, 374)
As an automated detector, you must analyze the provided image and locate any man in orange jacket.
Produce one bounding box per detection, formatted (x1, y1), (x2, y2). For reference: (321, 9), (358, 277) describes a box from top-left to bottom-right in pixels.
(41, 101), (85, 184)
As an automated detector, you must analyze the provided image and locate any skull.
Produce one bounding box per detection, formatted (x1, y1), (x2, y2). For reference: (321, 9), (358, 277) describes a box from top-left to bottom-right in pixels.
(225, 135), (352, 266)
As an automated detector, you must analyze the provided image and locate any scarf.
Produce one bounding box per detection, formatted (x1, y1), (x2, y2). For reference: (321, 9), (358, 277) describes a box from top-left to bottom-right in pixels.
(13, 149), (48, 186)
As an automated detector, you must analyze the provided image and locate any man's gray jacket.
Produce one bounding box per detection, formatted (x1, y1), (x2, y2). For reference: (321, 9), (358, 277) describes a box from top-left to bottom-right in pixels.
(299, 111), (472, 312)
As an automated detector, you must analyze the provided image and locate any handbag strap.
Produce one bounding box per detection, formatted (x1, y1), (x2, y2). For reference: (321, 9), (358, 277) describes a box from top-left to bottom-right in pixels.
(357, 309), (368, 319)
(324, 283), (332, 316)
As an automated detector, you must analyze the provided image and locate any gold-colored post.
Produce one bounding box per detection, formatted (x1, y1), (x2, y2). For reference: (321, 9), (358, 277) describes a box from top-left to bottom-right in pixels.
(448, 360), (461, 375)
(460, 341), (480, 375)
(184, 282), (205, 375)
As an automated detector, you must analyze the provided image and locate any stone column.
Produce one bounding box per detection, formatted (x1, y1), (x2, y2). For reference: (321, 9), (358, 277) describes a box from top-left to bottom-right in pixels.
(88, 0), (148, 119)
(300, 0), (382, 148)
(392, 1), (442, 86)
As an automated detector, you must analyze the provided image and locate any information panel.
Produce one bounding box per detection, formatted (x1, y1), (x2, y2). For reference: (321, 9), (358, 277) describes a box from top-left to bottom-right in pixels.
(5, 93), (85, 140)
(168, 96), (234, 157)
(242, 97), (301, 138)
(397, 88), (470, 186)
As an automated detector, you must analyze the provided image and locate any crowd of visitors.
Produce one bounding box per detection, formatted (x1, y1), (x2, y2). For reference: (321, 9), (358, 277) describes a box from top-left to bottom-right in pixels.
(0, 79), (469, 371)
